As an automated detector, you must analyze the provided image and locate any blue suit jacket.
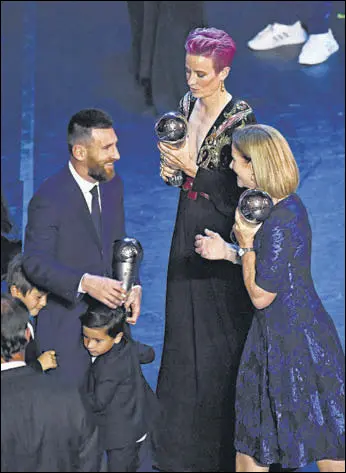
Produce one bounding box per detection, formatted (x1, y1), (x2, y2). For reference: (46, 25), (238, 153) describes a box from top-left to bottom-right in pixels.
(23, 164), (125, 385)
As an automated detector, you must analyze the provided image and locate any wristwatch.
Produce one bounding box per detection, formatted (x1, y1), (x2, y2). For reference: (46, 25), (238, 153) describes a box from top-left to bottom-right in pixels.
(238, 247), (255, 257)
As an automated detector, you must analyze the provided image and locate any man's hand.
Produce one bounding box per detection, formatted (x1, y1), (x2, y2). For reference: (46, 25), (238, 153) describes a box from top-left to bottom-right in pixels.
(81, 274), (127, 309)
(124, 286), (142, 325)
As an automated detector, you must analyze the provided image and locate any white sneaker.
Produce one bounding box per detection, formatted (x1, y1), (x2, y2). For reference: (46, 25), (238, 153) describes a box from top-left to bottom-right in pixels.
(298, 29), (339, 65)
(247, 21), (308, 50)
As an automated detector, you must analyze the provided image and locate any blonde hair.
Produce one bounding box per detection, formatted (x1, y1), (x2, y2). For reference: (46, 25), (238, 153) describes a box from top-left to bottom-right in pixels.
(232, 124), (299, 198)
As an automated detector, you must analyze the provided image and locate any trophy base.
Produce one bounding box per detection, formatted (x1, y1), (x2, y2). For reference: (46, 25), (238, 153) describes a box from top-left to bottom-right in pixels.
(166, 172), (185, 188)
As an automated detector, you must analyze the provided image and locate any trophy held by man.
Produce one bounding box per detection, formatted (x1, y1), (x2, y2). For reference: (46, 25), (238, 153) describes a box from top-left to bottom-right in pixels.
(112, 237), (143, 320)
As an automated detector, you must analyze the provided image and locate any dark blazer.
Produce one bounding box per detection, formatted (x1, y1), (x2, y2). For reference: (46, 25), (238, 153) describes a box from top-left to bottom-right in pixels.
(84, 337), (158, 451)
(24, 321), (43, 372)
(23, 164), (125, 385)
(25, 338), (43, 372)
(1, 365), (101, 472)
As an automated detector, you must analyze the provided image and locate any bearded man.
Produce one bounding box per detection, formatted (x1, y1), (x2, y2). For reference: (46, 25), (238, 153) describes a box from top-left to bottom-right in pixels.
(23, 109), (142, 386)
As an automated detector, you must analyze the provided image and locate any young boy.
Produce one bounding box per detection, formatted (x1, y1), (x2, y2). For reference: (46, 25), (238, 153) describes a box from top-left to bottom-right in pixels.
(80, 303), (158, 472)
(6, 253), (57, 372)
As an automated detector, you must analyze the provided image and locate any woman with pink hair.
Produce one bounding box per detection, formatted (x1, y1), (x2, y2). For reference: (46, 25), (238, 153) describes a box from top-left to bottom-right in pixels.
(153, 27), (256, 472)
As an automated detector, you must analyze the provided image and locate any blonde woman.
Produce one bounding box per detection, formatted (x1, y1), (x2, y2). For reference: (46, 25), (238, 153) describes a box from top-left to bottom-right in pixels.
(195, 124), (345, 472)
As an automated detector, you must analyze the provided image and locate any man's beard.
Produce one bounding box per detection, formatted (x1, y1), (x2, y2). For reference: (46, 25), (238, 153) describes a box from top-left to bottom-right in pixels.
(88, 163), (115, 182)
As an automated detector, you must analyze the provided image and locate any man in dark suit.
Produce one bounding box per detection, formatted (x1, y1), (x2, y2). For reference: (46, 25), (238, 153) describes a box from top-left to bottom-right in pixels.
(23, 109), (142, 386)
(1, 294), (101, 472)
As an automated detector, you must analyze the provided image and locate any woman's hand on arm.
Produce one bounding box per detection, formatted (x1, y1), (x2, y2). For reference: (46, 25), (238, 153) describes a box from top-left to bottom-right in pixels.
(158, 139), (198, 178)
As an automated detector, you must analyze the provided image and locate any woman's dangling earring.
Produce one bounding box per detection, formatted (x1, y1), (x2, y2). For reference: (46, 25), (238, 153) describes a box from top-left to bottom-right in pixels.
(220, 81), (225, 93)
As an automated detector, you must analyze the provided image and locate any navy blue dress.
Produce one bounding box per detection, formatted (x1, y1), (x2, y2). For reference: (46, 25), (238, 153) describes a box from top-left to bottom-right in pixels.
(234, 193), (345, 469)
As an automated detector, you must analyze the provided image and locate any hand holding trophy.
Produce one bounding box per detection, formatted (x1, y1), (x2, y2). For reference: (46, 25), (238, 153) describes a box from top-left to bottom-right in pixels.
(230, 189), (274, 249)
(155, 111), (188, 187)
(112, 237), (143, 319)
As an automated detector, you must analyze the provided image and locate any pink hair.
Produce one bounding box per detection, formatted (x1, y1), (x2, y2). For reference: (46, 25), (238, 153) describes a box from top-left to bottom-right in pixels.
(185, 27), (236, 73)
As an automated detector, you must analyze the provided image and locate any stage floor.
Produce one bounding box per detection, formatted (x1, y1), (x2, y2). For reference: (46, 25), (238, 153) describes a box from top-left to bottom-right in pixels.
(1, 2), (344, 472)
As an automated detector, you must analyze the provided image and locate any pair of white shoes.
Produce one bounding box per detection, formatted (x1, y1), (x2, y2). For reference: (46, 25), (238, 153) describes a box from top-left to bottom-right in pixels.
(247, 21), (339, 65)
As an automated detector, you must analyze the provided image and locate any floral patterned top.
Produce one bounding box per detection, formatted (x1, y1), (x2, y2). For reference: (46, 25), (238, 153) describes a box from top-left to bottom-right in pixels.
(177, 91), (256, 217)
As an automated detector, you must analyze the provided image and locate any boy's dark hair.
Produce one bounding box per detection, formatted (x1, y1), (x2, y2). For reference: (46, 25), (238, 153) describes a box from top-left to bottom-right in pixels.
(67, 108), (113, 156)
(80, 302), (127, 338)
(6, 253), (46, 295)
(1, 294), (29, 361)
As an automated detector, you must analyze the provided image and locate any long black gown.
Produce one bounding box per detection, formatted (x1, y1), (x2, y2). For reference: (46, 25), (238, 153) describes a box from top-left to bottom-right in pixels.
(126, 2), (206, 112)
(153, 92), (257, 472)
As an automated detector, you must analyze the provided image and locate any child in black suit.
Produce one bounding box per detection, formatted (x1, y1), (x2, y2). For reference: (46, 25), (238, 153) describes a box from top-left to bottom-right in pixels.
(6, 253), (57, 372)
(80, 303), (158, 472)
